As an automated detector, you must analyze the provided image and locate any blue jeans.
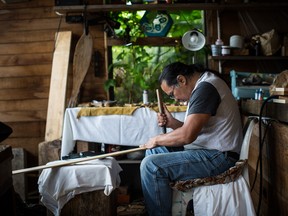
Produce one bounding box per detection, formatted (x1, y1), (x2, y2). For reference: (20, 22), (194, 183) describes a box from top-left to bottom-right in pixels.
(140, 147), (238, 216)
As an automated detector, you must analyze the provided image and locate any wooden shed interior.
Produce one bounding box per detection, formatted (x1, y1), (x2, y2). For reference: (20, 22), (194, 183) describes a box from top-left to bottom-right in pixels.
(1, 0), (288, 215)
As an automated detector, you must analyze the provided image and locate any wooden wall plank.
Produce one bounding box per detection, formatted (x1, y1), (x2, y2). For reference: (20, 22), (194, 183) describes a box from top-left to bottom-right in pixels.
(0, 1), (53, 9)
(0, 88), (49, 100)
(0, 18), (94, 33)
(0, 111), (47, 122)
(45, 31), (72, 141)
(0, 65), (51, 77)
(0, 30), (56, 43)
(0, 41), (54, 55)
(4, 122), (45, 138)
(3, 137), (47, 165)
(0, 76), (50, 89)
(0, 53), (52, 66)
(0, 99), (48, 111)
(0, 6), (56, 20)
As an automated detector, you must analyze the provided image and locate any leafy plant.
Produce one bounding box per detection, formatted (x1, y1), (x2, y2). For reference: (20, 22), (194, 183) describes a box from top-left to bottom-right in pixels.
(105, 10), (205, 104)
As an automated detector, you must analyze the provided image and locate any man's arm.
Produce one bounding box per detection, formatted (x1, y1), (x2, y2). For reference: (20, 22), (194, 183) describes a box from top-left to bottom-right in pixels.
(142, 113), (210, 148)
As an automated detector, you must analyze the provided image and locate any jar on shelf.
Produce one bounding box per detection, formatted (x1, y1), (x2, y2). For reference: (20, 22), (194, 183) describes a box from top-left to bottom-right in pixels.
(221, 46), (231, 56)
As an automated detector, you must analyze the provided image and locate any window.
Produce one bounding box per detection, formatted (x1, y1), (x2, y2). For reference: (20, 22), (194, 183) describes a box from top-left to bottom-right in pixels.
(106, 10), (205, 104)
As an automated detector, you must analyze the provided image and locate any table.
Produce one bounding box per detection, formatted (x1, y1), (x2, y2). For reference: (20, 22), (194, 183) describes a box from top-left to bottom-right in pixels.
(61, 107), (186, 158)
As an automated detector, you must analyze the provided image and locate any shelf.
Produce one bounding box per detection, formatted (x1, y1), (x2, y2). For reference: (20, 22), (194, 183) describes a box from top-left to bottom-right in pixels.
(211, 56), (288, 61)
(241, 99), (288, 123)
(107, 37), (181, 46)
(117, 159), (141, 164)
(54, 3), (288, 14)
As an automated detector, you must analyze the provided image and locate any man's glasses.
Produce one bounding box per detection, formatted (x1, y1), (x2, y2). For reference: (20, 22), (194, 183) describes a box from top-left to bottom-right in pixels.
(168, 85), (176, 99)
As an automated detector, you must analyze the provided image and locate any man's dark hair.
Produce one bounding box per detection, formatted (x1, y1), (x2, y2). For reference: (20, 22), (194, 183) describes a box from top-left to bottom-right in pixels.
(159, 62), (205, 86)
(159, 62), (225, 87)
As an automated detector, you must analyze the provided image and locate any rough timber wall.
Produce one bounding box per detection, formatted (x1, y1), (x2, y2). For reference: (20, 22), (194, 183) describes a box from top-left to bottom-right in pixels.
(0, 0), (107, 169)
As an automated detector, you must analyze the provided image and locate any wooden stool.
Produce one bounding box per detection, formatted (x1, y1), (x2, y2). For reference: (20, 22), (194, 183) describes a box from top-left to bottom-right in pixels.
(38, 139), (61, 166)
(47, 190), (116, 216)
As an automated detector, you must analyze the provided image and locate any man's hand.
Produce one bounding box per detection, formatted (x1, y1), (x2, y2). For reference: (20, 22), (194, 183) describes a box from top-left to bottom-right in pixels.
(158, 104), (174, 128)
(157, 112), (167, 127)
(140, 137), (158, 149)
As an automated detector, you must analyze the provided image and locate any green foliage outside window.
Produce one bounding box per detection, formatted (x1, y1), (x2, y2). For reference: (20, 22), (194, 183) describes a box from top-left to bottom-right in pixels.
(105, 10), (206, 104)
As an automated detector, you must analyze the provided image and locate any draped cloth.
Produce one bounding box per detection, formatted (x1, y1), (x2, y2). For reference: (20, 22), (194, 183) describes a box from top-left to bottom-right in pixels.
(61, 107), (186, 158)
(38, 157), (122, 216)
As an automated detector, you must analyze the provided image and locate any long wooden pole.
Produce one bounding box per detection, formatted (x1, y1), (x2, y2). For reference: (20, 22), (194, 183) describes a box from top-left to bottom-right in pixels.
(156, 89), (167, 134)
(12, 147), (145, 175)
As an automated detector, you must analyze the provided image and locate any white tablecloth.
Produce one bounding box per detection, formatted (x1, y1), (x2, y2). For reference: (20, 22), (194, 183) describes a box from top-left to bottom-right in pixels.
(38, 157), (122, 216)
(61, 107), (186, 157)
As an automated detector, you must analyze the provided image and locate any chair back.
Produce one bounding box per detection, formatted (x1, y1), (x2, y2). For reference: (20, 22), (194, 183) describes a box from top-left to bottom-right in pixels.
(240, 117), (258, 185)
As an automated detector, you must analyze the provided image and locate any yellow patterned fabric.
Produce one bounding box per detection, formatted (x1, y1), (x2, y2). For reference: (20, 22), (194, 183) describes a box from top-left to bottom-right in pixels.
(77, 106), (187, 119)
(77, 107), (139, 119)
(151, 106), (187, 113)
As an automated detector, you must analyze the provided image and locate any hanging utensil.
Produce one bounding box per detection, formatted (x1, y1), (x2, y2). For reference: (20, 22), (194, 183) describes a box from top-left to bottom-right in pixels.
(68, 6), (93, 107)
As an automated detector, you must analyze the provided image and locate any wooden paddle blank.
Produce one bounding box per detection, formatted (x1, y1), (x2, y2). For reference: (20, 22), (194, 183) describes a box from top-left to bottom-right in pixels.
(69, 32), (94, 107)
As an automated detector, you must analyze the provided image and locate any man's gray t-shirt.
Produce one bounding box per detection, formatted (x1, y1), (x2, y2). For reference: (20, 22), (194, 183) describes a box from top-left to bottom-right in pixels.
(184, 71), (243, 153)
